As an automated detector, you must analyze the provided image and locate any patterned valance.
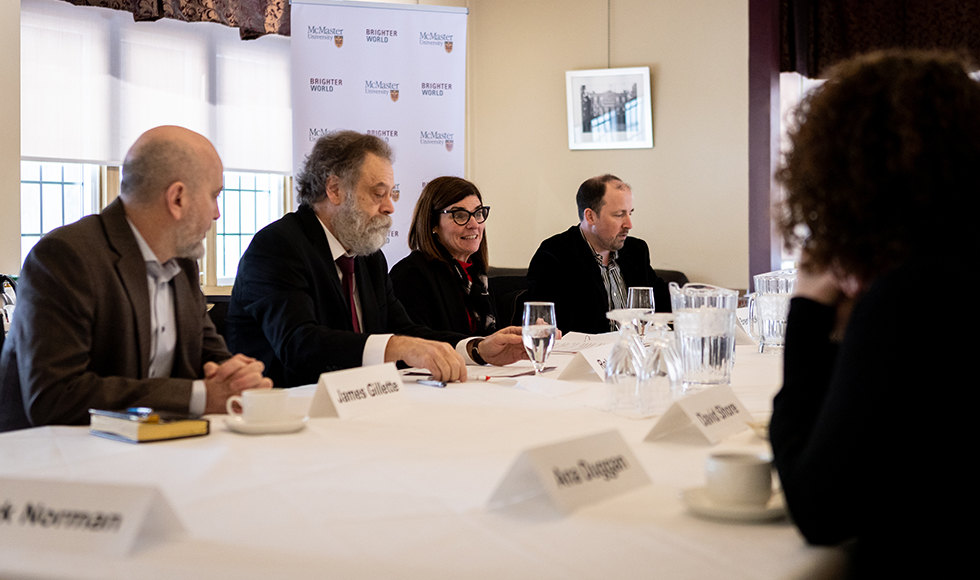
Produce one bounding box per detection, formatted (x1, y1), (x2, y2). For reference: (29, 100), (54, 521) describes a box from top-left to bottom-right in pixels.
(781, 0), (980, 78)
(62, 0), (290, 40)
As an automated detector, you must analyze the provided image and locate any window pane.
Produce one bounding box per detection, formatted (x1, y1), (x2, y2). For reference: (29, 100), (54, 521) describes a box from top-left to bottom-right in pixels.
(215, 170), (285, 282)
(21, 160), (98, 264)
(21, 183), (41, 234)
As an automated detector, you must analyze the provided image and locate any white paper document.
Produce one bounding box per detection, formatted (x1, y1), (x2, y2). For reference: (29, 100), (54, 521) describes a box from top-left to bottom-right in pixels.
(550, 331), (618, 354)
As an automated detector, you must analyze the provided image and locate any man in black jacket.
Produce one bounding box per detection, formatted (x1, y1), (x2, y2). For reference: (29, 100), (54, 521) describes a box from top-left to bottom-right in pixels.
(226, 131), (524, 387)
(527, 175), (669, 334)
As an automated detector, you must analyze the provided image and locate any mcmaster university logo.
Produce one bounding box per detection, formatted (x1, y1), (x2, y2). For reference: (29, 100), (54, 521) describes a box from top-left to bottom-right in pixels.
(445, 40), (453, 53)
(420, 131), (454, 151)
(390, 89), (399, 102)
(307, 25), (344, 46)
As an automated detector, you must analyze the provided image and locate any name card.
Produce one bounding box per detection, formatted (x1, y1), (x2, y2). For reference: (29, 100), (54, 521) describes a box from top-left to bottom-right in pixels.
(489, 430), (650, 515)
(557, 344), (610, 382)
(0, 478), (184, 555)
(309, 362), (407, 419)
(644, 386), (753, 444)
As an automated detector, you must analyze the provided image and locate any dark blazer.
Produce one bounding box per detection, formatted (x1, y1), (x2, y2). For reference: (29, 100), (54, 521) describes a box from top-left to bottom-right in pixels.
(390, 250), (497, 336)
(226, 206), (465, 388)
(526, 226), (670, 334)
(0, 199), (230, 432)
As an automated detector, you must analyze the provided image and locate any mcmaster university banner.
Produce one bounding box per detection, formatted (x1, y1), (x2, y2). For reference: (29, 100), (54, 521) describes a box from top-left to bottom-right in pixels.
(291, 0), (467, 266)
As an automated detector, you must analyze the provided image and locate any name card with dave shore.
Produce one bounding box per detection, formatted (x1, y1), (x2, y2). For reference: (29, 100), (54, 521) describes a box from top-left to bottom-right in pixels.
(309, 362), (408, 419)
(0, 478), (184, 555)
(488, 430), (650, 515)
(644, 386), (753, 444)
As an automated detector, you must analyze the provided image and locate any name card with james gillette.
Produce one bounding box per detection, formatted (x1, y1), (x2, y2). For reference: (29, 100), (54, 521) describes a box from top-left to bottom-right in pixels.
(309, 363), (408, 419)
(488, 430), (650, 515)
(644, 386), (752, 444)
(0, 478), (184, 555)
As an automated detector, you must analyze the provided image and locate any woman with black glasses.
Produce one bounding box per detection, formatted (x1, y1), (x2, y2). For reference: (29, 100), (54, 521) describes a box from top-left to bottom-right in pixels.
(390, 176), (497, 335)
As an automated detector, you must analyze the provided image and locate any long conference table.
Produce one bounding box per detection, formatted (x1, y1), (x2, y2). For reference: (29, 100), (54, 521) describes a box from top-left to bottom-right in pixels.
(0, 345), (846, 579)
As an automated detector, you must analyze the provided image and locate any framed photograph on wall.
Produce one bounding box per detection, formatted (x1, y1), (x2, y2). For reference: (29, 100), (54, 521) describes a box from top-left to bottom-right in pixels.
(566, 66), (653, 150)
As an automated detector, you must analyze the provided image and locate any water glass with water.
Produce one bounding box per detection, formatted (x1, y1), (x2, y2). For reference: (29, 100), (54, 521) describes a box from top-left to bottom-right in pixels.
(522, 302), (557, 374)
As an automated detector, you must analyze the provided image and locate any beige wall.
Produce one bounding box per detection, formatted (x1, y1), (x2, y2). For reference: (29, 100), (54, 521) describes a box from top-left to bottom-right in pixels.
(468, 0), (750, 289)
(2, 0), (750, 289)
(0, 0), (20, 274)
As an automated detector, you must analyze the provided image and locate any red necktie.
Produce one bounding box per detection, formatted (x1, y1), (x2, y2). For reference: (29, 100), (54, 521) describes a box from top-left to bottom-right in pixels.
(336, 255), (360, 333)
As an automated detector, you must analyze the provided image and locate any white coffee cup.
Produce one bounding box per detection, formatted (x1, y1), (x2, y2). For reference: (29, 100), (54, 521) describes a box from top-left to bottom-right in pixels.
(225, 388), (289, 424)
(705, 453), (773, 506)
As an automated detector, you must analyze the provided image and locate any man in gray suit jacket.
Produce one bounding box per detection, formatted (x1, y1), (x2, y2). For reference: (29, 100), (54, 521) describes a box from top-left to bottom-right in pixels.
(0, 126), (272, 432)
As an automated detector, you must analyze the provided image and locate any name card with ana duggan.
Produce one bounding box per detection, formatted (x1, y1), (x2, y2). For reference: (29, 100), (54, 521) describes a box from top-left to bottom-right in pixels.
(488, 430), (650, 515)
(309, 362), (407, 419)
(0, 478), (184, 555)
(644, 386), (752, 445)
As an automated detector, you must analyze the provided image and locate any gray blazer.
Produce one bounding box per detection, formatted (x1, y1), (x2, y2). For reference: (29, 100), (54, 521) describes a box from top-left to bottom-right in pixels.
(0, 198), (230, 432)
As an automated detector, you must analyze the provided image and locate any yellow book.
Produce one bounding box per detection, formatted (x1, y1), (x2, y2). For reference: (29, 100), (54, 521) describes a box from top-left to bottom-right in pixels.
(88, 408), (210, 443)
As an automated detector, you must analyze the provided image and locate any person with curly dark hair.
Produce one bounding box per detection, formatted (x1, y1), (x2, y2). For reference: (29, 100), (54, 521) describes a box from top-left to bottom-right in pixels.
(769, 50), (975, 578)
(390, 176), (498, 335)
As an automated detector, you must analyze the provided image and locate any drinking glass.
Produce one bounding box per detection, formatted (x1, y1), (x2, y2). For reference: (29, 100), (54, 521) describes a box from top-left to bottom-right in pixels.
(627, 287), (655, 310)
(640, 312), (682, 407)
(605, 309), (648, 414)
(627, 287), (655, 337)
(522, 302), (557, 374)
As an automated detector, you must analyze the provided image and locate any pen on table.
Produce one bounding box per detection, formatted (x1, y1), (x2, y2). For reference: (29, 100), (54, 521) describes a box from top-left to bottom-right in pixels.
(417, 379), (446, 388)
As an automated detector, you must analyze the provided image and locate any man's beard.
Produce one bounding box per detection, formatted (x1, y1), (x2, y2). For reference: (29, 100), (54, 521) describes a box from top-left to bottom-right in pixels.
(333, 191), (392, 256)
(174, 220), (206, 260)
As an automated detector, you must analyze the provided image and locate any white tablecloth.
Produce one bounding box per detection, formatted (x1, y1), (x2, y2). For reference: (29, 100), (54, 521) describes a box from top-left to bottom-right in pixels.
(0, 346), (845, 579)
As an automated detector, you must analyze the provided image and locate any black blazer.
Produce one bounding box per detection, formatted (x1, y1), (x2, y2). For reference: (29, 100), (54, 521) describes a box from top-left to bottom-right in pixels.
(226, 205), (464, 388)
(390, 250), (497, 336)
(526, 226), (670, 334)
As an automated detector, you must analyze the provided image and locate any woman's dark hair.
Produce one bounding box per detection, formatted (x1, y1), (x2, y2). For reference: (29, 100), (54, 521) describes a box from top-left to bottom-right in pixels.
(777, 50), (980, 280)
(408, 176), (489, 268)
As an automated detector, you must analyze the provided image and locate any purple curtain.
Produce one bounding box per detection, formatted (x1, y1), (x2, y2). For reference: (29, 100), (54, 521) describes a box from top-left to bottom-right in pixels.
(62, 0), (290, 40)
(781, 0), (980, 78)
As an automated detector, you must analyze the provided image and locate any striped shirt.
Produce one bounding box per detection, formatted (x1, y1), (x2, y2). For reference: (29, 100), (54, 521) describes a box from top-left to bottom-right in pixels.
(580, 228), (626, 331)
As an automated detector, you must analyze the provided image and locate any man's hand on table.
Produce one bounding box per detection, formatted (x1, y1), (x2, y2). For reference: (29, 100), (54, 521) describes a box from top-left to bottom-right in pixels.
(204, 354), (273, 414)
(386, 335), (467, 383)
(477, 326), (533, 366)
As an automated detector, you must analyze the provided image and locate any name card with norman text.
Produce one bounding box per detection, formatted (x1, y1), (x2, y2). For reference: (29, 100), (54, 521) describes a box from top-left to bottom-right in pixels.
(488, 430), (650, 515)
(644, 386), (753, 444)
(309, 363), (407, 419)
(0, 478), (184, 555)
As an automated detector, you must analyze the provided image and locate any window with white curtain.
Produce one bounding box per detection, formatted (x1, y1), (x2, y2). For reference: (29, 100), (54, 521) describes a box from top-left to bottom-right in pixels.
(20, 0), (292, 282)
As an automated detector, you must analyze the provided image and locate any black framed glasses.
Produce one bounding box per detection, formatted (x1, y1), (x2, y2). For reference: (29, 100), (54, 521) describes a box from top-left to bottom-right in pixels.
(438, 206), (490, 226)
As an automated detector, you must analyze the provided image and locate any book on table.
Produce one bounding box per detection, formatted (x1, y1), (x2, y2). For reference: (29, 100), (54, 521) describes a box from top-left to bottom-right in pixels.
(88, 407), (210, 443)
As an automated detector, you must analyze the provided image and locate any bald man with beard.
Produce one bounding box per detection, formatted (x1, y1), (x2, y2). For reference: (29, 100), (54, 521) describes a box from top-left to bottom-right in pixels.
(0, 126), (272, 432)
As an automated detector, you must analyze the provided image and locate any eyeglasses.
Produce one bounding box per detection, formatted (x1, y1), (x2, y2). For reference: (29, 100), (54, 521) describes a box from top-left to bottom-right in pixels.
(438, 206), (490, 226)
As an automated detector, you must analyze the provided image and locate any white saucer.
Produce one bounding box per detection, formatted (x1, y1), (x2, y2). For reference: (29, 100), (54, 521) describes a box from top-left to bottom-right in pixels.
(680, 487), (787, 522)
(224, 415), (307, 435)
